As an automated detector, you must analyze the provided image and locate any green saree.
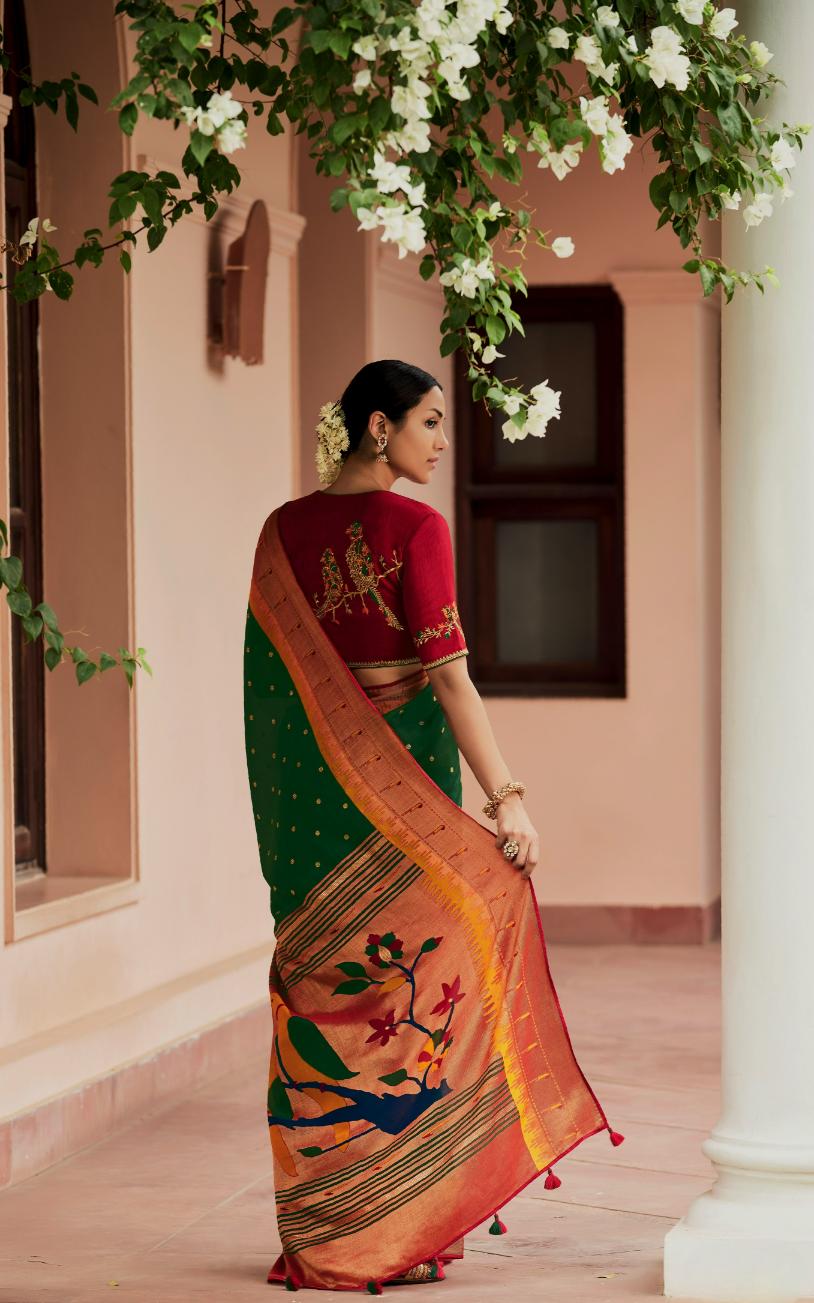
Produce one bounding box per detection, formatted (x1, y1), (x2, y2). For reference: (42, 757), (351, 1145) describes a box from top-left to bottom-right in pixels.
(244, 507), (623, 1293)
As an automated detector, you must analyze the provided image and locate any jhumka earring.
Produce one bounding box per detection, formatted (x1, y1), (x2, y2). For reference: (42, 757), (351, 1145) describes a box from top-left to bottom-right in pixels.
(375, 430), (389, 464)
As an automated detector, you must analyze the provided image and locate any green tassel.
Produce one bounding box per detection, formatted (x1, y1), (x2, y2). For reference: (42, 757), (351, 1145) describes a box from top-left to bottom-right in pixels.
(489, 1212), (508, 1235)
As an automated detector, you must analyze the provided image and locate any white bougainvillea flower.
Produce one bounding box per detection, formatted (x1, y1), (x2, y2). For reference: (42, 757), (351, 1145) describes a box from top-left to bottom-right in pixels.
(536, 136), (584, 180)
(481, 344), (505, 363)
(440, 254), (495, 298)
(600, 114), (634, 173)
(207, 91), (243, 125)
(675, 0), (705, 23)
(353, 68), (372, 92)
(546, 25), (570, 49)
(709, 7), (739, 39)
(574, 31), (618, 82)
(748, 39), (773, 67)
(720, 188), (742, 209)
(742, 190), (774, 226)
(643, 25), (691, 91)
(217, 120), (247, 154)
(525, 379), (562, 436)
(19, 215), (57, 247)
(596, 6), (621, 28)
(579, 93), (611, 135)
(352, 34), (378, 60)
(769, 135), (796, 171)
(551, 235), (575, 258)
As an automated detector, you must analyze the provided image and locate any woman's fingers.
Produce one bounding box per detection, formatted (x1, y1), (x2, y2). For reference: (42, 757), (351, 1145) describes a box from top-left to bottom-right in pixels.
(495, 829), (539, 877)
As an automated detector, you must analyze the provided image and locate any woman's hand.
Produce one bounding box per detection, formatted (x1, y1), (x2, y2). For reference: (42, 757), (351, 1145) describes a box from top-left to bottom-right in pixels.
(495, 794), (540, 880)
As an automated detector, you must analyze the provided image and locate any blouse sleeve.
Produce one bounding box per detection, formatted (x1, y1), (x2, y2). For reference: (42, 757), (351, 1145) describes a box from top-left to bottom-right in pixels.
(401, 512), (469, 670)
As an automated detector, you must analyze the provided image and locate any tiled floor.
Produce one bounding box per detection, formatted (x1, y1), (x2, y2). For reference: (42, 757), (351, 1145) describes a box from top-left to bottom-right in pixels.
(0, 942), (722, 1302)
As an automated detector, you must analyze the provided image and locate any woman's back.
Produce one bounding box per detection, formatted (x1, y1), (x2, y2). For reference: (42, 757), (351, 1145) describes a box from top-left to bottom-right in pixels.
(277, 487), (469, 682)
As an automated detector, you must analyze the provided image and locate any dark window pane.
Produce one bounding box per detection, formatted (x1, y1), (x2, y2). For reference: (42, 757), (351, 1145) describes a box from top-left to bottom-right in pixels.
(492, 321), (598, 469)
(495, 519), (599, 663)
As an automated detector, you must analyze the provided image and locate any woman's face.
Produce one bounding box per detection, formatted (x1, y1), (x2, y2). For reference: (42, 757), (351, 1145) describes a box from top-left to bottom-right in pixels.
(370, 386), (449, 485)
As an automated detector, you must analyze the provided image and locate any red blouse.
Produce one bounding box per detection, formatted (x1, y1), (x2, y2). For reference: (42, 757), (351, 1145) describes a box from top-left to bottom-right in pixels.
(277, 488), (469, 672)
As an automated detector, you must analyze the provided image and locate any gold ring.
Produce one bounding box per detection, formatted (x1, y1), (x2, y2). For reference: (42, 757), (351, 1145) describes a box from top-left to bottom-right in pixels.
(502, 839), (520, 860)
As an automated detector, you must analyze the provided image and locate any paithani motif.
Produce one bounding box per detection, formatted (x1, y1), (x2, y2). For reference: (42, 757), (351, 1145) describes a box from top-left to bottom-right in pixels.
(413, 600), (465, 648)
(313, 519), (404, 632)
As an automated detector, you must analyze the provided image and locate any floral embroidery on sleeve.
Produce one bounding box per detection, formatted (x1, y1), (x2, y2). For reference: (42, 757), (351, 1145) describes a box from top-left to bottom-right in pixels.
(413, 601), (464, 647)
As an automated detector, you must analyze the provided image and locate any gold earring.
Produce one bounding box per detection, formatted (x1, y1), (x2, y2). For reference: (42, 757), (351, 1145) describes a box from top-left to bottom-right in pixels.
(375, 430), (389, 463)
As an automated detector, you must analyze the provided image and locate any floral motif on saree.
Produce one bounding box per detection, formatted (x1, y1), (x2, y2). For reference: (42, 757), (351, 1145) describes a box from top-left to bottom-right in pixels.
(245, 507), (623, 1294)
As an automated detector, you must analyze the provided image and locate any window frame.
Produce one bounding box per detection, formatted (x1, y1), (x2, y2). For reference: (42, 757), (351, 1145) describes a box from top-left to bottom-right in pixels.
(454, 282), (627, 698)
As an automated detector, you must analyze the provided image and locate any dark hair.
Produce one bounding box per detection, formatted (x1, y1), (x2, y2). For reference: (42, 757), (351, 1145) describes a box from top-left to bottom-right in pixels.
(339, 359), (442, 457)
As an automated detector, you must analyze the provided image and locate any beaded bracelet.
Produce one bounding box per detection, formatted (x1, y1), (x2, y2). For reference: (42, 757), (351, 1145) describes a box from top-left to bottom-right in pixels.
(482, 779), (527, 820)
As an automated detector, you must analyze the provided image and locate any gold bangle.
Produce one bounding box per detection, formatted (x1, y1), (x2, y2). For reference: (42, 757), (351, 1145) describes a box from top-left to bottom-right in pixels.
(482, 779), (526, 820)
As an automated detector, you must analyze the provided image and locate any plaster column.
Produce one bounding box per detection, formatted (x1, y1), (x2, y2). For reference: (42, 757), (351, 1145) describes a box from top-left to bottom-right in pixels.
(663, 2), (814, 1299)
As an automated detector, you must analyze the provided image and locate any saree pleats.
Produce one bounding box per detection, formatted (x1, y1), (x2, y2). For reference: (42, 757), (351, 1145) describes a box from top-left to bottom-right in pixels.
(244, 508), (613, 1292)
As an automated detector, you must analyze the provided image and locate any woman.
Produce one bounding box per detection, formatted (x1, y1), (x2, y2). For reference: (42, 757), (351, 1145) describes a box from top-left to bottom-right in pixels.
(244, 360), (622, 1294)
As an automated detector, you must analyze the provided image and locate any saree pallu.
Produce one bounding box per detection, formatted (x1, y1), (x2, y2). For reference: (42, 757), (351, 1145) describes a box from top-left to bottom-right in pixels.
(244, 508), (623, 1294)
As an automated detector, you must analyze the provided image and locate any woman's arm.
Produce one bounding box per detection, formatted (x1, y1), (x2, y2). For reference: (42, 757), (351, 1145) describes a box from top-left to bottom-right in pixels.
(426, 656), (540, 879)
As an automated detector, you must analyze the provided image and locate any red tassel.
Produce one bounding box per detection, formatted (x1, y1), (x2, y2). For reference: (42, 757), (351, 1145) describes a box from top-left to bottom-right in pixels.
(366, 1283), (383, 1295)
(544, 1167), (562, 1189)
(488, 1211), (508, 1234)
(608, 1128), (625, 1147)
(435, 1263), (446, 1280)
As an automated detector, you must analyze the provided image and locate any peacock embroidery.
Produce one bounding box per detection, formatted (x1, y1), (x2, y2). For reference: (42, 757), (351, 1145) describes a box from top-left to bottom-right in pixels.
(313, 520), (404, 631)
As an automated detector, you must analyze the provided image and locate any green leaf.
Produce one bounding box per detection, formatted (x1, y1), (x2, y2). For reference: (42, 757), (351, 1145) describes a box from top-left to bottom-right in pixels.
(287, 1015), (360, 1080)
(328, 112), (364, 146)
(298, 1146), (323, 1157)
(44, 646), (62, 671)
(7, 589), (32, 617)
(0, 518), (7, 548)
(47, 269), (73, 300)
(485, 315), (506, 346)
(419, 256), (435, 282)
(378, 1068), (409, 1086)
(717, 102), (742, 142)
(120, 250), (132, 273)
(76, 660), (98, 685)
(189, 129), (214, 166)
(332, 979), (371, 995)
(0, 556), (23, 588)
(692, 140), (712, 165)
(21, 614), (43, 641)
(99, 652), (119, 672)
(78, 83), (98, 105)
(119, 103), (138, 136)
(699, 263), (717, 296)
(178, 21), (206, 52)
(335, 961), (368, 977)
(140, 184), (165, 228)
(420, 936), (441, 953)
(268, 1075), (293, 1119)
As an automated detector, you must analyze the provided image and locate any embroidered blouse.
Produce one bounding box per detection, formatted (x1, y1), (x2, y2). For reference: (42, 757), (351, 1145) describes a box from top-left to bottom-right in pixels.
(277, 488), (469, 672)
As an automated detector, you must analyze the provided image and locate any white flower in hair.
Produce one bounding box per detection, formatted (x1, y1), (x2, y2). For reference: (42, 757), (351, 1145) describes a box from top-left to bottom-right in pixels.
(315, 400), (351, 485)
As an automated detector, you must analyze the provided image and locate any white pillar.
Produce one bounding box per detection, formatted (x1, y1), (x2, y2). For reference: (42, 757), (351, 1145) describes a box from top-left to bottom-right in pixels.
(663, 3), (814, 1300)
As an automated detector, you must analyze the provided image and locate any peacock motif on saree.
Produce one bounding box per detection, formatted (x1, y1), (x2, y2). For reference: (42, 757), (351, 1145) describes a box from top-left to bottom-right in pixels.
(312, 520), (404, 630)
